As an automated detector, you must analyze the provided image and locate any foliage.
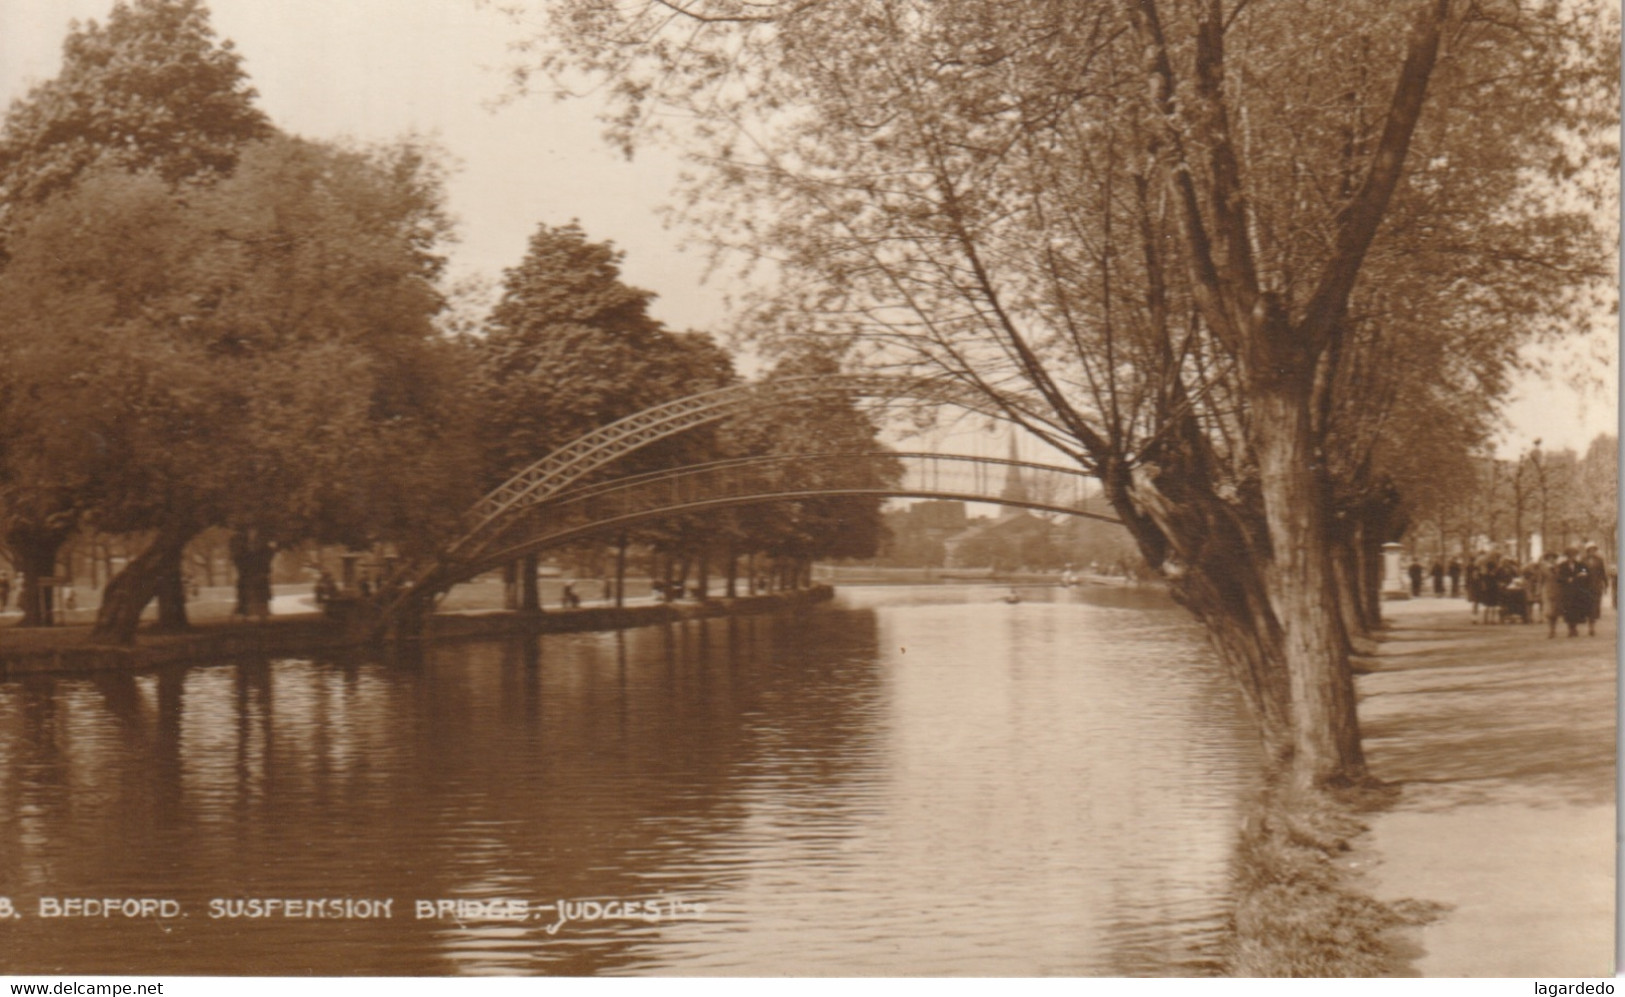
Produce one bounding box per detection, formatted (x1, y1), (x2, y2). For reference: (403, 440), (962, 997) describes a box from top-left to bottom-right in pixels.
(0, 136), (475, 638)
(471, 221), (734, 482)
(719, 350), (897, 563)
(0, 0), (273, 624)
(0, 0), (271, 219)
(466, 222), (892, 570)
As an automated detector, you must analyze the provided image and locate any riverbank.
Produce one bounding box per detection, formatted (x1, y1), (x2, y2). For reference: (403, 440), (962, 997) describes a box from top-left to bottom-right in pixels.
(1231, 596), (1615, 977)
(0, 585), (834, 676)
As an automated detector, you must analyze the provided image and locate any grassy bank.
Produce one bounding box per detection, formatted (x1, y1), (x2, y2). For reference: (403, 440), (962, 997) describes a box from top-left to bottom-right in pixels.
(1224, 778), (1445, 976)
(0, 586), (835, 676)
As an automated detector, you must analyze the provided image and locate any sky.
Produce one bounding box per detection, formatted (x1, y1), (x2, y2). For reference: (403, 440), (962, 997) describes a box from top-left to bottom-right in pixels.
(0, 0), (1617, 460)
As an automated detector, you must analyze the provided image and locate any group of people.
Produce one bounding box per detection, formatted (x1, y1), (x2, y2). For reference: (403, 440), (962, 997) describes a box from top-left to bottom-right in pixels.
(1413, 544), (1614, 637)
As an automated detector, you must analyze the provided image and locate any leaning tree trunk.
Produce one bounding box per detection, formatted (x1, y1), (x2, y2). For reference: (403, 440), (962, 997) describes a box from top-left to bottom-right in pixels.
(1254, 385), (1365, 791)
(229, 529), (276, 621)
(1104, 457), (1294, 767)
(92, 522), (197, 645)
(6, 519), (74, 627)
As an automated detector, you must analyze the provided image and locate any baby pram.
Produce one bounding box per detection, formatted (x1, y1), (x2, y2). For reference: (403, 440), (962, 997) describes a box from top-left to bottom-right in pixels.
(1500, 579), (1530, 623)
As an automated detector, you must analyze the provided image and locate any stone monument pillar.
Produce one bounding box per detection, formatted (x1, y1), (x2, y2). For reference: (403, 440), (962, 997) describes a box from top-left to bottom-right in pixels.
(1381, 542), (1409, 599)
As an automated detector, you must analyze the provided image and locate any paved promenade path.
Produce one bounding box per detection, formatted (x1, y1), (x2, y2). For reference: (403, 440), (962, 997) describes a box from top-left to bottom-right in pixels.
(1357, 596), (1616, 978)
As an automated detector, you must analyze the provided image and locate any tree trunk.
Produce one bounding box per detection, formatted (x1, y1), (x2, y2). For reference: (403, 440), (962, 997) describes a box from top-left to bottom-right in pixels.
(673, 554), (690, 599)
(520, 553), (540, 613)
(1254, 387), (1365, 790)
(1100, 436), (1294, 768)
(229, 530), (275, 621)
(6, 522), (70, 627)
(1327, 507), (1371, 644)
(614, 533), (628, 608)
(154, 542), (189, 631)
(502, 561), (519, 610)
(92, 522), (197, 645)
(1328, 535), (1366, 646)
(697, 549), (710, 601)
(726, 545), (738, 599)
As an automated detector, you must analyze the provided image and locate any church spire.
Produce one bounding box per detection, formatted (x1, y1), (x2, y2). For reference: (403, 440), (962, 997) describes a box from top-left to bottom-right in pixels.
(999, 430), (1029, 512)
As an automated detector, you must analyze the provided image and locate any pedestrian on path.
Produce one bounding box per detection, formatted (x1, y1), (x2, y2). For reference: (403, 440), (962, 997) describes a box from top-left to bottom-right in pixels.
(1536, 552), (1561, 636)
(1554, 546), (1594, 638)
(1582, 543), (1608, 633)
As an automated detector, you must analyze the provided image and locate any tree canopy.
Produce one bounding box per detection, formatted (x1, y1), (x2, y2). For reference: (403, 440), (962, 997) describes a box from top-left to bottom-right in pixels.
(0, 0), (270, 216)
(0, 134), (475, 642)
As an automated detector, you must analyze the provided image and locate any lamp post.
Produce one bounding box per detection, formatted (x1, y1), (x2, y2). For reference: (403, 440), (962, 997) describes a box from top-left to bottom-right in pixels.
(1516, 439), (1547, 561)
(1530, 440), (1548, 558)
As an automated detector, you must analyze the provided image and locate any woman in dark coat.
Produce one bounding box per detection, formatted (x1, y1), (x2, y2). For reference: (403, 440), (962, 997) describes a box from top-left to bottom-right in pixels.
(1554, 547), (1595, 638)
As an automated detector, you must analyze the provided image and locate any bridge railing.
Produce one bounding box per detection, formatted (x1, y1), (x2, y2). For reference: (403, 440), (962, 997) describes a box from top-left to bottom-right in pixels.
(453, 374), (1071, 555)
(465, 451), (1113, 573)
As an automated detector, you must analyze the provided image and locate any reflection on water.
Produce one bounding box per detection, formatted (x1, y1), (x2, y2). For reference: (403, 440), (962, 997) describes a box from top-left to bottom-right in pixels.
(0, 584), (1259, 976)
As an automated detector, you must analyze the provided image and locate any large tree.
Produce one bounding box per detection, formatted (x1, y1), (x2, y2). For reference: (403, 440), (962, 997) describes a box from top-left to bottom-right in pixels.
(0, 0), (270, 216)
(0, 0), (271, 624)
(521, 0), (1615, 788)
(181, 135), (473, 622)
(472, 221), (733, 482)
(0, 136), (474, 644)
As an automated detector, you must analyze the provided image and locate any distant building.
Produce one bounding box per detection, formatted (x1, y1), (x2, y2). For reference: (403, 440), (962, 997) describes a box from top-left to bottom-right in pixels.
(943, 447), (1054, 570)
(879, 500), (968, 567)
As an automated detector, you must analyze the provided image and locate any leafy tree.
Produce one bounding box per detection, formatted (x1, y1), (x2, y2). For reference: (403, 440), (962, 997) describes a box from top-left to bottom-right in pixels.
(519, 0), (1616, 788)
(472, 221), (732, 478)
(0, 136), (474, 643)
(463, 221), (736, 607)
(0, 170), (216, 627)
(0, 0), (270, 217)
(179, 135), (471, 620)
(0, 0), (270, 624)
(718, 351), (896, 586)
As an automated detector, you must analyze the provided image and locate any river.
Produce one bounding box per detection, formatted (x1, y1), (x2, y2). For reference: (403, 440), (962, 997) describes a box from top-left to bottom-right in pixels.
(0, 583), (1261, 976)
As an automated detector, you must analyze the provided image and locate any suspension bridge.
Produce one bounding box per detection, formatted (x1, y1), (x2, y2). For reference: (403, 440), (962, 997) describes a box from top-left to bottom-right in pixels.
(377, 375), (1119, 629)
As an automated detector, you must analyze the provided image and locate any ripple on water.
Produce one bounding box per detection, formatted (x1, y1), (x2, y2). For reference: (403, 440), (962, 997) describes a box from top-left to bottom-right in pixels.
(0, 587), (1260, 975)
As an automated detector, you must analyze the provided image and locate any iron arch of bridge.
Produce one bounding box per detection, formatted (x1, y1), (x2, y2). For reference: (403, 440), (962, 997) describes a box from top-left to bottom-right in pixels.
(452, 374), (1065, 558)
(452, 451), (1120, 584)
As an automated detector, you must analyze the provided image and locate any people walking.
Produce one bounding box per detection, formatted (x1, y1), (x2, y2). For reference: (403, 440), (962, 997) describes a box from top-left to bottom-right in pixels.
(1408, 560), (1424, 598)
(1448, 557), (1462, 597)
(1431, 559), (1445, 596)
(1554, 546), (1594, 638)
(1539, 552), (1562, 637)
(1582, 543), (1608, 636)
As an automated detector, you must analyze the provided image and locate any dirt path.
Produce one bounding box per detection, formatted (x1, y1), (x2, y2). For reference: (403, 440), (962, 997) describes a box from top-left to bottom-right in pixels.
(1356, 596), (1616, 977)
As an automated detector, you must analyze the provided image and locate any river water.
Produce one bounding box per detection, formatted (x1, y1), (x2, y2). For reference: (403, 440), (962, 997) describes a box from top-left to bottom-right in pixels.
(0, 584), (1261, 976)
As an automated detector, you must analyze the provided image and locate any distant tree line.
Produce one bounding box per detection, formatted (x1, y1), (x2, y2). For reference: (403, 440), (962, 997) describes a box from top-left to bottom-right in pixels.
(1405, 434), (1618, 563)
(0, 0), (891, 644)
